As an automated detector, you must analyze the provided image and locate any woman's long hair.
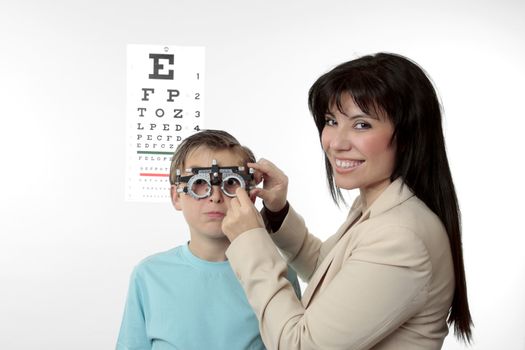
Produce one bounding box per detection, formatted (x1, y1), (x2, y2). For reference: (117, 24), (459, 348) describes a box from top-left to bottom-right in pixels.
(308, 53), (473, 342)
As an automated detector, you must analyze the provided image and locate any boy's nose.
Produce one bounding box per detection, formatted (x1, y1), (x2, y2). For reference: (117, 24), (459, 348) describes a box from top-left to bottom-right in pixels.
(208, 185), (223, 203)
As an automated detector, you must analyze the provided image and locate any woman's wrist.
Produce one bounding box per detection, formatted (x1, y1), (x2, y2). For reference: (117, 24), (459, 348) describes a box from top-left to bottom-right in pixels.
(261, 201), (289, 232)
(263, 199), (287, 213)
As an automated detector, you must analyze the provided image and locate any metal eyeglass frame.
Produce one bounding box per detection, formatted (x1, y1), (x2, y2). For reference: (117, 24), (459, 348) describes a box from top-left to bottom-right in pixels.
(175, 159), (254, 199)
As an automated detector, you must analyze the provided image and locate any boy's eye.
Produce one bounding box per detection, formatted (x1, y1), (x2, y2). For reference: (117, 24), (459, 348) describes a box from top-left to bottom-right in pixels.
(191, 178), (210, 195)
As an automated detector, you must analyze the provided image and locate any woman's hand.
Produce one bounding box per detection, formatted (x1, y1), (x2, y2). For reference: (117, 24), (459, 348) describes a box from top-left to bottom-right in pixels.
(222, 188), (265, 242)
(248, 158), (288, 212)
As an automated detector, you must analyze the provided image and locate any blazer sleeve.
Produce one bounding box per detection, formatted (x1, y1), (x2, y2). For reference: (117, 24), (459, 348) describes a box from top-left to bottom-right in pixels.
(267, 205), (323, 283)
(225, 224), (432, 350)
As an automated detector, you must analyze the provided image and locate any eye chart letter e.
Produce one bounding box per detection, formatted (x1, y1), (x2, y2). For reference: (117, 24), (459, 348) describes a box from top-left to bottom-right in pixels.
(126, 45), (205, 202)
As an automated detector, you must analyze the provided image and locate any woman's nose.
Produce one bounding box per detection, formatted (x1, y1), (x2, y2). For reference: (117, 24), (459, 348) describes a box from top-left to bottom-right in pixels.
(330, 126), (352, 151)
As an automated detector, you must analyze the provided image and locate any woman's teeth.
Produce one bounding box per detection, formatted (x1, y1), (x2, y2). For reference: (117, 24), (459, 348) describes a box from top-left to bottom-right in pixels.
(335, 159), (364, 169)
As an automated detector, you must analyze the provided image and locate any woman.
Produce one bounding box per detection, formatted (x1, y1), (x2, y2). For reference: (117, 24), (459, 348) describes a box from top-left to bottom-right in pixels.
(222, 53), (472, 349)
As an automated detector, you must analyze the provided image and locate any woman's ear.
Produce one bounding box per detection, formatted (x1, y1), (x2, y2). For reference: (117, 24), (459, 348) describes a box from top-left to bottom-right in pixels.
(171, 185), (182, 211)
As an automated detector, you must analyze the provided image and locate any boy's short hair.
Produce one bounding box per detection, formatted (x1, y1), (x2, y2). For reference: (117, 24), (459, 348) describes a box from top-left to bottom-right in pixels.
(169, 129), (256, 185)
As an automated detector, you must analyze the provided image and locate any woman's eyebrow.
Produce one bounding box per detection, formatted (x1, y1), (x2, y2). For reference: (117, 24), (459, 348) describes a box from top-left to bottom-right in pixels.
(348, 113), (379, 120)
(326, 108), (380, 120)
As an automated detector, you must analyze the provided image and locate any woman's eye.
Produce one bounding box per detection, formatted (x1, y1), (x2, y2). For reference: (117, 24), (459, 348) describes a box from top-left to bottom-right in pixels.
(354, 122), (370, 129)
(325, 118), (337, 126)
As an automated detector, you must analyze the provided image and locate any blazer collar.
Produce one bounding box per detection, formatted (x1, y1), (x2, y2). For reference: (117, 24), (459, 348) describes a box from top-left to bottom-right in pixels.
(330, 178), (414, 242)
(356, 178), (414, 221)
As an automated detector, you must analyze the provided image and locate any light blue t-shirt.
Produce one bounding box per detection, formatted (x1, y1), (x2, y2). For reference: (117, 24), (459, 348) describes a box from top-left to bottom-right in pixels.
(117, 244), (301, 350)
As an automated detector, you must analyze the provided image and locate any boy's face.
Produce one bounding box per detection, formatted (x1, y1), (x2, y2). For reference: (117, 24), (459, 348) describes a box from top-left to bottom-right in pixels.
(171, 146), (247, 240)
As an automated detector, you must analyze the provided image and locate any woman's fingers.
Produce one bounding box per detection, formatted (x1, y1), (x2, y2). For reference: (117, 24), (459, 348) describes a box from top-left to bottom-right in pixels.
(251, 169), (264, 186)
(235, 187), (252, 206)
(248, 159), (288, 186)
(236, 188), (265, 227)
(247, 158), (288, 212)
(222, 188), (265, 242)
(229, 196), (241, 211)
(249, 188), (261, 202)
(248, 158), (282, 177)
(252, 187), (271, 201)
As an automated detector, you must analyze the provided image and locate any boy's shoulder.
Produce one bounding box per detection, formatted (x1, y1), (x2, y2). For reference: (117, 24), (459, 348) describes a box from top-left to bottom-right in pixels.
(132, 245), (186, 275)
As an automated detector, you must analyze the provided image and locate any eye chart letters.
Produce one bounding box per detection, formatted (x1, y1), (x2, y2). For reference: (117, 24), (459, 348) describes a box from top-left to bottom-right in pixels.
(126, 45), (205, 202)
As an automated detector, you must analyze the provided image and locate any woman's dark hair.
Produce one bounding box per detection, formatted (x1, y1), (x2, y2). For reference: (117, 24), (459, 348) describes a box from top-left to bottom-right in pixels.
(308, 53), (472, 342)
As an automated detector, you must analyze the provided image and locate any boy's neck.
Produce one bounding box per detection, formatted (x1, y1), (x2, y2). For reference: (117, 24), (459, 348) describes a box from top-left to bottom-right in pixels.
(188, 235), (230, 262)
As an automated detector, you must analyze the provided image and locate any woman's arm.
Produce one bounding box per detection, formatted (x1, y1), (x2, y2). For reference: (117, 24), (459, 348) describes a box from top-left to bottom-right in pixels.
(225, 224), (432, 350)
(264, 204), (322, 283)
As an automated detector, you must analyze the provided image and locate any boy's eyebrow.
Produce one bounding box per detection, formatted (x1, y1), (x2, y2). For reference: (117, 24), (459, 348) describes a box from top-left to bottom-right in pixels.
(183, 163), (244, 170)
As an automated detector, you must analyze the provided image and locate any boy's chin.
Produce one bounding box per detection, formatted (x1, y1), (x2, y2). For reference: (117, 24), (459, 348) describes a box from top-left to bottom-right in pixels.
(203, 231), (228, 240)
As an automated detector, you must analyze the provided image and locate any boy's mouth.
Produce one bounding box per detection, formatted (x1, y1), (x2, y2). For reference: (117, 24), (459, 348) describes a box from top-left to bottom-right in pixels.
(205, 211), (225, 219)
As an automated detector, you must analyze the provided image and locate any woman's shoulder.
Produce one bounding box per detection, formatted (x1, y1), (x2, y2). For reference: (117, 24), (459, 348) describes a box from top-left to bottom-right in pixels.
(356, 194), (450, 263)
(395, 194), (444, 230)
(367, 180), (445, 236)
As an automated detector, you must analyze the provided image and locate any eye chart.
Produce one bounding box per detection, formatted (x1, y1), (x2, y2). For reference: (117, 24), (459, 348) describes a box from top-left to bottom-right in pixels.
(126, 45), (205, 202)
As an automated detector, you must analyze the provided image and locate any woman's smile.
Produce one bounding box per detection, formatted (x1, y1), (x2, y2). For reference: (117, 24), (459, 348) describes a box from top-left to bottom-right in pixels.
(334, 158), (365, 172)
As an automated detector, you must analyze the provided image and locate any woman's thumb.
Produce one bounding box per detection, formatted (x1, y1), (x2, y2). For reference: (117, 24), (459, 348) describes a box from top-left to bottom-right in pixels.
(253, 188), (271, 201)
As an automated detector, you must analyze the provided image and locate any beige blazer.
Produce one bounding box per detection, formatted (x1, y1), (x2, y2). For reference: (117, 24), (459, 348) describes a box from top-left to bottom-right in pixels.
(226, 178), (454, 350)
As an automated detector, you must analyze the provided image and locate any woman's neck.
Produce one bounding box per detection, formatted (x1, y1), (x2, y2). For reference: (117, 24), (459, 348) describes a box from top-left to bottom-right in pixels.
(359, 178), (392, 209)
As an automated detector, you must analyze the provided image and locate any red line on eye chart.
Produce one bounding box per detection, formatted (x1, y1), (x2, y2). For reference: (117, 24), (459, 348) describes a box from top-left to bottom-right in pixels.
(140, 173), (169, 177)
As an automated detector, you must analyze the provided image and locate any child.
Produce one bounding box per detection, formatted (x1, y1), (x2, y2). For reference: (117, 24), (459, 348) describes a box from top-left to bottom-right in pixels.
(116, 129), (301, 350)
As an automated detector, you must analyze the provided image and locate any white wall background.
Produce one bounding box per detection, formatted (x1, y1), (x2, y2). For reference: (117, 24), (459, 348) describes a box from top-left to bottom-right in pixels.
(1, 0), (524, 349)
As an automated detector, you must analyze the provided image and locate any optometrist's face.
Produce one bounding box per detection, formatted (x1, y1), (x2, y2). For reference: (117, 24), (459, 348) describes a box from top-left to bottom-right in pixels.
(321, 94), (396, 206)
(172, 147), (245, 240)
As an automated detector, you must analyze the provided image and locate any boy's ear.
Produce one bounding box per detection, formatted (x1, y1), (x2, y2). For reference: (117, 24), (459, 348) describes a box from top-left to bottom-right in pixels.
(171, 185), (182, 211)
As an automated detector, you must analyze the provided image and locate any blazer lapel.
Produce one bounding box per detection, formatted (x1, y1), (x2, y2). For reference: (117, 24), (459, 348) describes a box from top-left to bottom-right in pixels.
(301, 179), (413, 308)
(301, 206), (363, 307)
